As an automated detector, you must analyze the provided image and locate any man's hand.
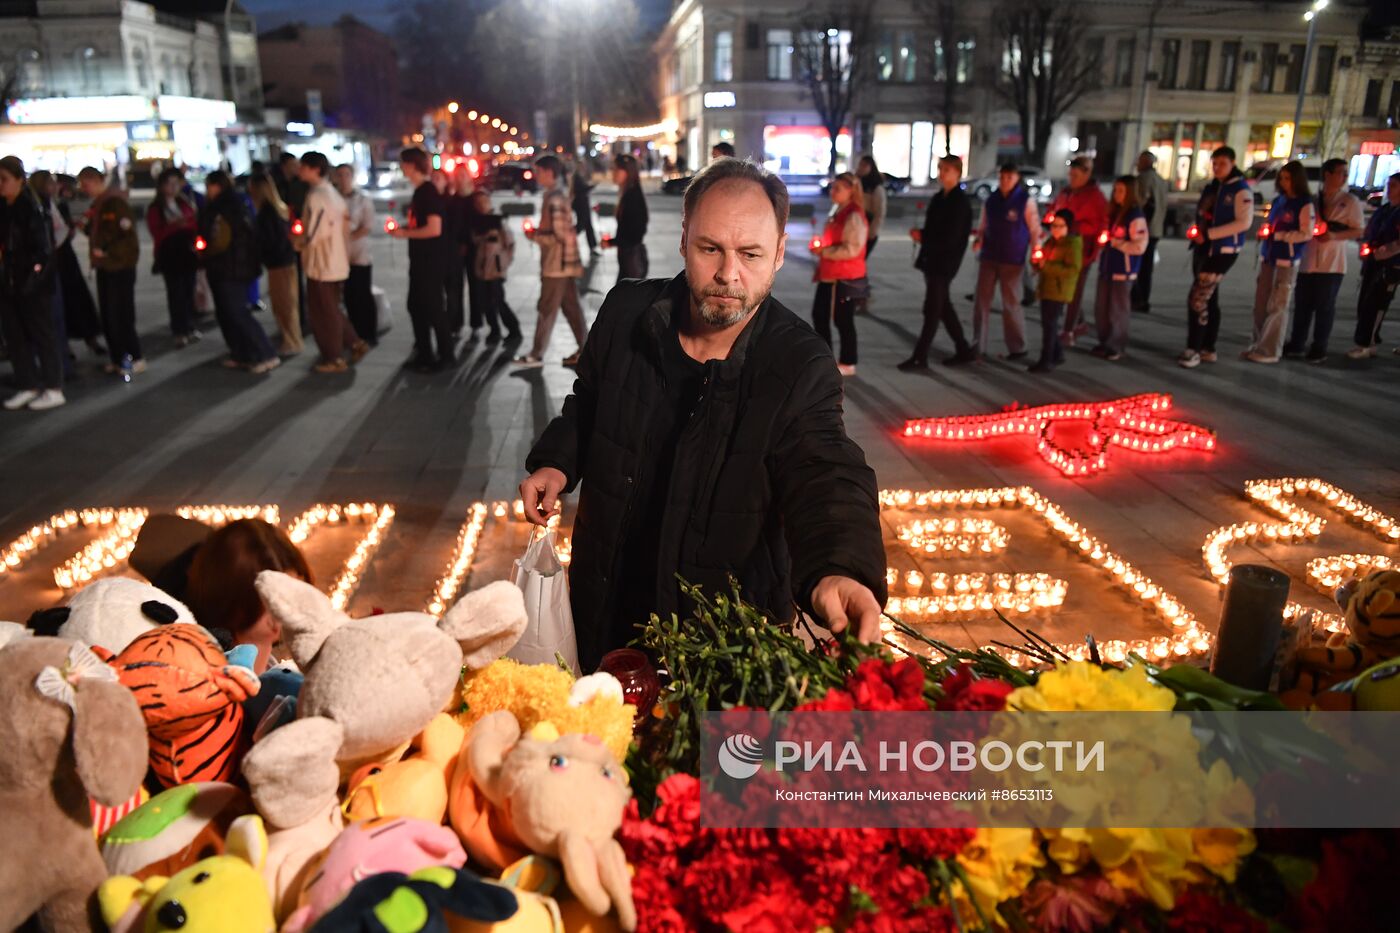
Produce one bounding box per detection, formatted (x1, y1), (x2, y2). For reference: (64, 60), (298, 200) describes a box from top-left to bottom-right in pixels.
(812, 575), (882, 644)
(519, 467), (567, 527)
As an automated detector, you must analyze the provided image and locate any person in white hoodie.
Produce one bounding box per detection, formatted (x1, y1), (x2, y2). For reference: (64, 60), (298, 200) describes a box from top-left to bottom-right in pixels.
(294, 151), (368, 373)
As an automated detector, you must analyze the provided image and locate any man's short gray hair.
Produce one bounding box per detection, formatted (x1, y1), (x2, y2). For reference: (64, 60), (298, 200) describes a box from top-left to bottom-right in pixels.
(682, 157), (790, 233)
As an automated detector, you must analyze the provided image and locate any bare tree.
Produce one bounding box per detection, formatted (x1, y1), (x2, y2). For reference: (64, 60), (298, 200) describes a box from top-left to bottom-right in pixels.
(993, 0), (1104, 165)
(793, 2), (875, 178)
(914, 0), (960, 157)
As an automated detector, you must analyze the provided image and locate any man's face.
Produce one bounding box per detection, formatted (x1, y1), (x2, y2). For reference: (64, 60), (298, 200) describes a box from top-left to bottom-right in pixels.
(206, 181), (224, 201)
(1068, 165), (1089, 189)
(333, 166), (354, 195)
(78, 175), (103, 198)
(280, 158), (298, 179)
(680, 179), (787, 328)
(1137, 153), (1154, 173)
(536, 166), (557, 189)
(937, 161), (961, 190)
(998, 170), (1019, 196)
(1211, 155), (1233, 181)
(1322, 166), (1345, 193)
(298, 162), (321, 185)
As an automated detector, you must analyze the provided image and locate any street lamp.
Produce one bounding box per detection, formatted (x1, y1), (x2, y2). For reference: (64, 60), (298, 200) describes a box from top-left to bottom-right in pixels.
(1290, 0), (1328, 159)
(468, 109), (478, 120)
(448, 101), (459, 114)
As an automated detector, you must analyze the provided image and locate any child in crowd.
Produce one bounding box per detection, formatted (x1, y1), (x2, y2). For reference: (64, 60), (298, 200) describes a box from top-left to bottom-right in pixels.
(1029, 209), (1082, 373)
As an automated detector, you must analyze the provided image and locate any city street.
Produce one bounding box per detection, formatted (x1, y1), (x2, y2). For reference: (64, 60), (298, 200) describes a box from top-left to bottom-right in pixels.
(2, 186), (1398, 651)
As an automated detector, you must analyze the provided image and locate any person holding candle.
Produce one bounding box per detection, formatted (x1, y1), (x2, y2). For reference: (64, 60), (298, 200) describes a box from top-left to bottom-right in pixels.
(1044, 157), (1108, 345)
(609, 153), (650, 283)
(900, 154), (975, 370)
(519, 158), (886, 671)
(1029, 209), (1082, 373)
(391, 146), (455, 372)
(1347, 172), (1400, 360)
(1089, 176), (1149, 361)
(200, 171), (279, 374)
(77, 166), (144, 376)
(294, 151), (368, 373)
(336, 163), (379, 348)
(809, 172), (868, 376)
(516, 154), (589, 368)
(1243, 161), (1314, 364)
(1284, 159), (1363, 363)
(970, 164), (1040, 361)
(145, 168), (201, 348)
(1180, 147), (1252, 369)
(247, 173), (301, 355)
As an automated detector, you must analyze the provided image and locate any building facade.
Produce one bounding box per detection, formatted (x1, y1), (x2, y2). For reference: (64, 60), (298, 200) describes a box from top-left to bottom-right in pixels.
(653, 0), (1400, 190)
(0, 0), (264, 177)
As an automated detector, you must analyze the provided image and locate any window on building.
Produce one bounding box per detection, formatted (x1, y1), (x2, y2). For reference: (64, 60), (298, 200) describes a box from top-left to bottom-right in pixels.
(766, 29), (793, 81)
(1158, 39), (1180, 90)
(896, 30), (917, 82)
(876, 32), (894, 81)
(1255, 43), (1277, 93)
(1113, 38), (1135, 86)
(1185, 40), (1209, 90)
(1217, 41), (1239, 91)
(1312, 45), (1335, 95)
(1362, 78), (1381, 117)
(1283, 43), (1306, 93)
(955, 36), (975, 84)
(1085, 36), (1105, 80)
(77, 45), (98, 90)
(16, 48), (41, 93)
(932, 37), (946, 82)
(714, 30), (733, 83)
(877, 30), (917, 82)
(795, 29), (847, 82)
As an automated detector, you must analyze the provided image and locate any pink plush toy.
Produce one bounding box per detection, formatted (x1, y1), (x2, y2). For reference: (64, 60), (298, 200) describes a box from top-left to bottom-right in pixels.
(282, 816), (468, 932)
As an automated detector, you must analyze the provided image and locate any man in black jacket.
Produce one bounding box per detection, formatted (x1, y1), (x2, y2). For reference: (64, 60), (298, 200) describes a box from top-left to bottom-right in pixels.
(520, 157), (887, 670)
(0, 155), (64, 411)
(900, 154), (975, 369)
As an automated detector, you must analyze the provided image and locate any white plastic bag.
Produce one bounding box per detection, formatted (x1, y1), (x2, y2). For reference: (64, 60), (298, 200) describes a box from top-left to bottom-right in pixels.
(509, 529), (580, 674)
(372, 284), (396, 336)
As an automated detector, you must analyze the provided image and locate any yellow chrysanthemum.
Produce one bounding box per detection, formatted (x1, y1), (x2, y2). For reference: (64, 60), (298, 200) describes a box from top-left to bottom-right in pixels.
(1006, 661), (1176, 713)
(953, 827), (1046, 926)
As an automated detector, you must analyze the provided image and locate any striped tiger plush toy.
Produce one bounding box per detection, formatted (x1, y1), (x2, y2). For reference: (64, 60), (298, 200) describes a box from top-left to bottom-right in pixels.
(95, 625), (261, 788)
(1294, 569), (1400, 695)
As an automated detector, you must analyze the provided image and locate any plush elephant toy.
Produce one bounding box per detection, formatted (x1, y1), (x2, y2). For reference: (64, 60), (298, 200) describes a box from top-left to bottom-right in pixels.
(468, 711), (636, 931)
(0, 637), (149, 932)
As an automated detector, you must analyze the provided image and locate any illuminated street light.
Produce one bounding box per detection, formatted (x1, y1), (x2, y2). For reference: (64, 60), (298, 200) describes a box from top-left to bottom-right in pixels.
(1291, 0), (1329, 157)
(468, 109), (478, 120)
(447, 101), (459, 114)
(510, 127), (518, 136)
(480, 114), (490, 124)
(491, 118), (501, 128)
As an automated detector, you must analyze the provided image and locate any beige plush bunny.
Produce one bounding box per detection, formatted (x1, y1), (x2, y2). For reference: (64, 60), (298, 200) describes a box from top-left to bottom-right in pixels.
(468, 711), (636, 931)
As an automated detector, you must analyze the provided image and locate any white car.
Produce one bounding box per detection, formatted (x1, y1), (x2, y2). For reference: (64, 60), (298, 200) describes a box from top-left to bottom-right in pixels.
(966, 165), (1053, 202)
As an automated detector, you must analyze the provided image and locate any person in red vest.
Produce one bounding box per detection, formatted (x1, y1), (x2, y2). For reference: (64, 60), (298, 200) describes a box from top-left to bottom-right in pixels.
(809, 172), (868, 376)
(1045, 156), (1109, 345)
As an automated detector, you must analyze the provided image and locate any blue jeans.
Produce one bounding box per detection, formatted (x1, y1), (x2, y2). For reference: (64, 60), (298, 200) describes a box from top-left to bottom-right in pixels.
(1286, 272), (1343, 357)
(1038, 300), (1065, 367)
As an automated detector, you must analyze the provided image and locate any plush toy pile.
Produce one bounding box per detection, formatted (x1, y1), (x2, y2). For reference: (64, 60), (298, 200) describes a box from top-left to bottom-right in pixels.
(0, 572), (638, 933)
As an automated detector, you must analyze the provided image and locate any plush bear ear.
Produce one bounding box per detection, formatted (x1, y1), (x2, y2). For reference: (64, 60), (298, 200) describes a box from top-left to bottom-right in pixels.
(254, 570), (346, 668)
(467, 710), (521, 808)
(243, 715), (344, 829)
(225, 814), (269, 872)
(26, 606), (69, 637)
(438, 581), (529, 671)
(72, 673), (148, 807)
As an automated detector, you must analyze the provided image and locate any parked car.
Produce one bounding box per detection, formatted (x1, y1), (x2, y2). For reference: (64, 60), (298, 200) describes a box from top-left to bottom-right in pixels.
(487, 161), (539, 193)
(1243, 160), (1323, 212)
(370, 163), (405, 190)
(966, 165), (1053, 202)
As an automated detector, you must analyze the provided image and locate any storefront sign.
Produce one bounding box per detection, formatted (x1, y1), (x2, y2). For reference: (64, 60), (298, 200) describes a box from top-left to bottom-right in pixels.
(156, 96), (236, 127)
(703, 91), (737, 109)
(1271, 122), (1295, 159)
(1360, 140), (1397, 156)
(7, 96), (153, 125)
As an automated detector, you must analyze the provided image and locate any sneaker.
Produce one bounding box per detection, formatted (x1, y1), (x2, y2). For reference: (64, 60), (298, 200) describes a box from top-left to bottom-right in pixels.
(130, 359), (147, 374)
(312, 358), (347, 373)
(187, 330), (203, 344)
(350, 340), (371, 363)
(87, 339), (107, 357)
(1281, 346), (1307, 360)
(561, 353), (580, 368)
(174, 335), (191, 349)
(1347, 345), (1377, 360)
(27, 389), (66, 411)
(1178, 350), (1202, 369)
(1104, 350), (1124, 362)
(513, 354), (544, 367)
(896, 358), (928, 372)
(1306, 353), (1327, 365)
(222, 358), (245, 369)
(3, 389), (39, 411)
(1199, 350), (1218, 363)
(942, 350), (980, 367)
(251, 357), (282, 374)
(1245, 351), (1279, 364)
(837, 363), (857, 377)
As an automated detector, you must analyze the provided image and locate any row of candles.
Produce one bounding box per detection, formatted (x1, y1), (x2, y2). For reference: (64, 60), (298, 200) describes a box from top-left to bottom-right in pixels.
(901, 393), (1216, 478)
(1201, 478), (1400, 638)
(895, 518), (1009, 557)
(326, 505), (396, 612)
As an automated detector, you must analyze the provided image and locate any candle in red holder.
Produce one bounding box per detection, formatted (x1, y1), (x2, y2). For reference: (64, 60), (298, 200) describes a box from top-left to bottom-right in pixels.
(384, 217), (398, 233)
(523, 219), (535, 234)
(597, 648), (660, 723)
(1360, 242), (1373, 258)
(1258, 223), (1272, 239)
(1186, 223), (1200, 240)
(1031, 246), (1044, 265)
(291, 218), (304, 236)
(809, 236), (823, 251)
(1097, 230), (1110, 246)
(1313, 220), (1327, 237)
(193, 235), (207, 252)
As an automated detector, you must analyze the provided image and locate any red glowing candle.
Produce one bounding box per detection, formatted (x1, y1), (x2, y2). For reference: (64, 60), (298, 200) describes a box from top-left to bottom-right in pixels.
(1031, 247), (1045, 264)
(523, 220), (535, 234)
(1097, 230), (1110, 246)
(810, 236), (823, 251)
(384, 218), (398, 233)
(1186, 223), (1200, 241)
(1258, 223), (1272, 239)
(194, 235), (207, 252)
(1360, 242), (1373, 259)
(1313, 220), (1327, 237)
(291, 218), (304, 236)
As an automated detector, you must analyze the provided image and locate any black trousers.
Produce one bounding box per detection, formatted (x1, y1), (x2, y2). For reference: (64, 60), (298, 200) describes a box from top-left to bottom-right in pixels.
(96, 268), (142, 364)
(1, 285), (62, 390)
(466, 266), (483, 331)
(407, 267), (452, 362)
(478, 279), (521, 337)
(162, 269), (197, 337)
(616, 244), (648, 283)
(345, 264), (376, 345)
(1131, 238), (1158, 308)
(1286, 272), (1343, 357)
(1186, 251), (1238, 353)
(445, 253), (465, 335)
(1355, 263), (1399, 349)
(575, 205), (597, 250)
(811, 281), (858, 365)
(912, 272), (970, 361)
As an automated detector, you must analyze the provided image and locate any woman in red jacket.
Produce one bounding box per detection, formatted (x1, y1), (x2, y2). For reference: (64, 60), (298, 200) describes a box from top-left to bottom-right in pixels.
(809, 172), (869, 376)
(145, 168), (201, 347)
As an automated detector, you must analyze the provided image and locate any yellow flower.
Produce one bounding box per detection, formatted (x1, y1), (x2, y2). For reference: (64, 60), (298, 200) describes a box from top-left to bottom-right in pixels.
(1006, 661), (1176, 712)
(1191, 827), (1257, 883)
(953, 827), (1046, 926)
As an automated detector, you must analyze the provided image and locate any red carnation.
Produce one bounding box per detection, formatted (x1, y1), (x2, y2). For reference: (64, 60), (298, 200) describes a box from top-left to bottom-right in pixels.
(894, 827), (976, 862)
(847, 658), (930, 711)
(936, 663), (1014, 711)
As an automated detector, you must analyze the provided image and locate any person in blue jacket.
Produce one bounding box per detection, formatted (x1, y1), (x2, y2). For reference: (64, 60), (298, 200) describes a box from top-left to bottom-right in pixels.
(1244, 161), (1314, 363)
(1348, 172), (1400, 359)
(1180, 147), (1252, 369)
(1090, 176), (1149, 360)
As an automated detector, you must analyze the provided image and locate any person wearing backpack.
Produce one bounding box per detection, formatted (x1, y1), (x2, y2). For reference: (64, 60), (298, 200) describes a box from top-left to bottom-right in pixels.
(200, 170), (279, 373)
(468, 187), (521, 343)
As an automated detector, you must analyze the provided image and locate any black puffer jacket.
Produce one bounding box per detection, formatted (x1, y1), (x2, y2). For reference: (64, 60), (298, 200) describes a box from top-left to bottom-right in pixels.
(527, 275), (888, 670)
(0, 187), (54, 298)
(914, 184), (973, 278)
